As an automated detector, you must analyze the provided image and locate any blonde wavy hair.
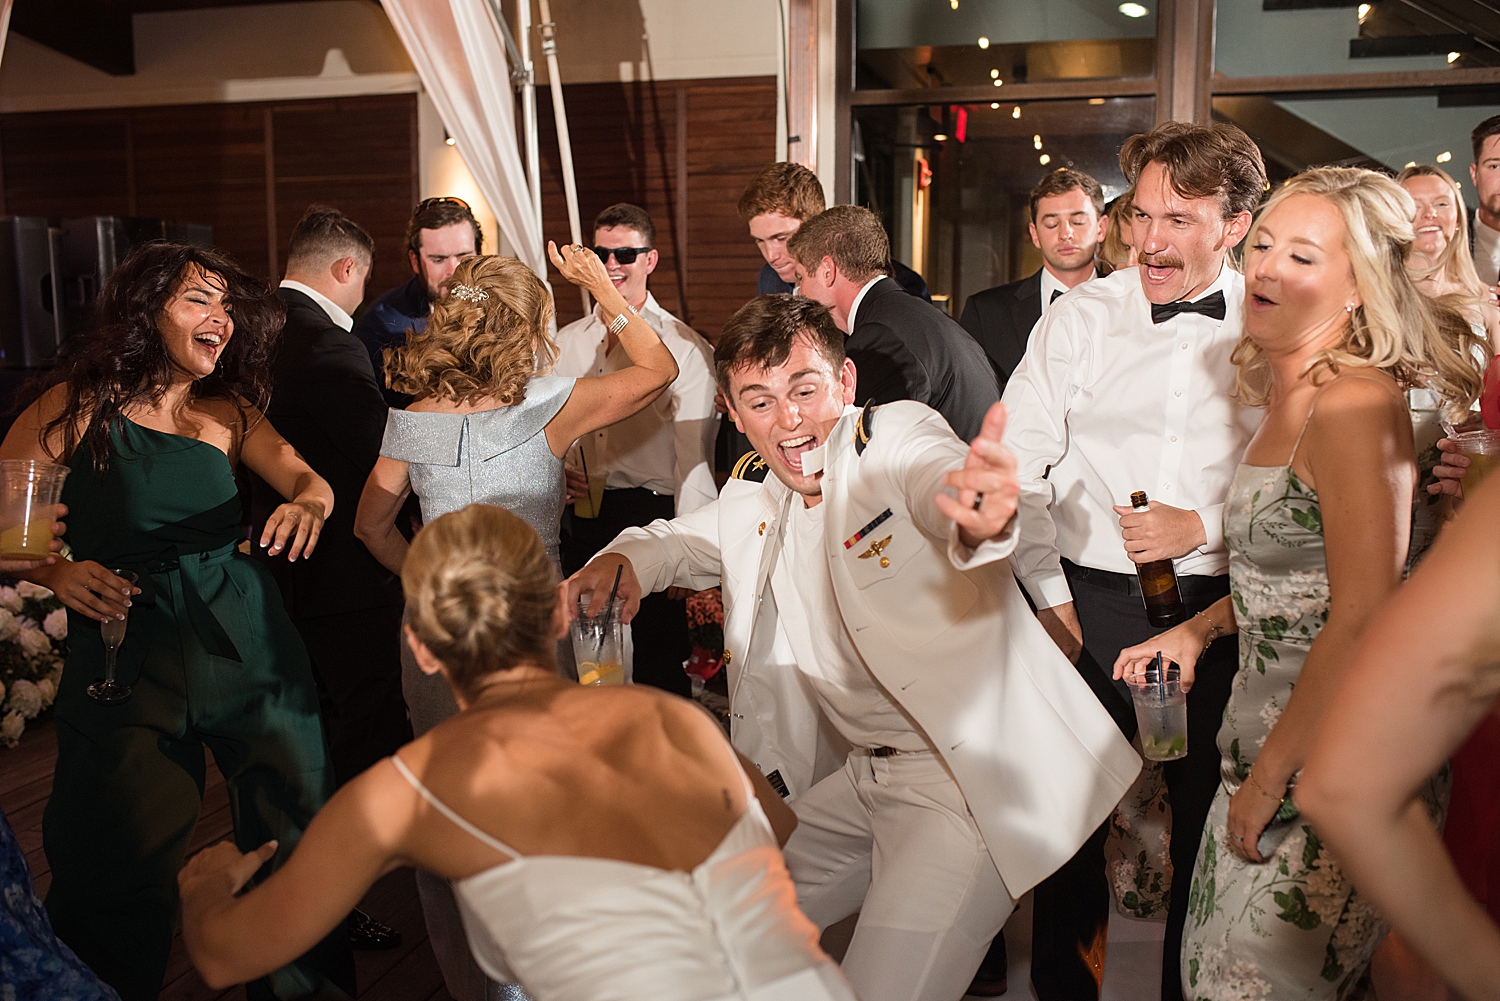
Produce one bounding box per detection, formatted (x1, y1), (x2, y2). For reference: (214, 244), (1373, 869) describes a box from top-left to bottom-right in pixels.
(1395, 163), (1488, 300)
(385, 256), (558, 405)
(1232, 167), (1487, 419)
(403, 504), (559, 700)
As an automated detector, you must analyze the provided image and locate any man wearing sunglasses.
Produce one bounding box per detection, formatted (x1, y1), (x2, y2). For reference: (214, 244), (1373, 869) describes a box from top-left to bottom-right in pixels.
(352, 196), (482, 407)
(554, 203), (719, 698)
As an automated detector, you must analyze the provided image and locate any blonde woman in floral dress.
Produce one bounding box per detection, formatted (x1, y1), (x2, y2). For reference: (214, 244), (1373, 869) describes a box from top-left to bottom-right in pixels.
(1114, 167), (1481, 1000)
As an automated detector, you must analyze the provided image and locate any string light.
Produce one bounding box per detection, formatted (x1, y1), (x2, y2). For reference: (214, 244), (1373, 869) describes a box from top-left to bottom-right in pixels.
(1034, 134), (1043, 149)
(978, 36), (990, 48)
(1437, 150), (1453, 163)
(934, 134), (949, 142)
(1012, 105), (1021, 118)
(991, 102), (1001, 109)
(990, 69), (1000, 79)
(1040, 154), (1052, 165)
(1448, 51), (1461, 63)
(1118, 3), (1149, 17)
(1088, 98), (1105, 105)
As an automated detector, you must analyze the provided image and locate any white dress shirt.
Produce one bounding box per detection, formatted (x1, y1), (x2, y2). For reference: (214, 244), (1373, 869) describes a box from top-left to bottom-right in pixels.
(845, 275), (886, 330)
(553, 291), (720, 515)
(1002, 263), (1263, 610)
(279, 279), (353, 331)
(1039, 266), (1094, 315)
(1474, 214), (1500, 286)
(777, 499), (931, 752)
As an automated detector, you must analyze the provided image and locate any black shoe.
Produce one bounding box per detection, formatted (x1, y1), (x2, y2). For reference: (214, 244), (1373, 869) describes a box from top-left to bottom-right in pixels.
(968, 933), (1009, 997)
(348, 908), (401, 950)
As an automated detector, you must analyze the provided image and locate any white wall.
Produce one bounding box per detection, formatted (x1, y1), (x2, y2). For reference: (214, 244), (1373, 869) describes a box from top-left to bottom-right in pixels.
(526, 0), (779, 84)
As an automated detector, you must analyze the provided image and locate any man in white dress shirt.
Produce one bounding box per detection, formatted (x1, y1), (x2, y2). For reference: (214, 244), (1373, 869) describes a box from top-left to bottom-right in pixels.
(1001, 122), (1266, 1001)
(555, 202), (718, 697)
(1470, 115), (1500, 285)
(567, 295), (1138, 1001)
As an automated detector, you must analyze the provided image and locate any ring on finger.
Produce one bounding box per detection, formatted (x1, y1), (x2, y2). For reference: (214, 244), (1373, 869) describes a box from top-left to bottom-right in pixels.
(972, 492), (984, 511)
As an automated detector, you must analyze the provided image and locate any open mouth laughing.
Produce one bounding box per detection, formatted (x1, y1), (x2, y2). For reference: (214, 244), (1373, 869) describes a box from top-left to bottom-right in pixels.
(777, 433), (819, 473)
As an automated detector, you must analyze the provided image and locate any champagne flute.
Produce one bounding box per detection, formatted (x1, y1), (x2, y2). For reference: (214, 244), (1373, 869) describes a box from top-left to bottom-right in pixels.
(87, 569), (138, 705)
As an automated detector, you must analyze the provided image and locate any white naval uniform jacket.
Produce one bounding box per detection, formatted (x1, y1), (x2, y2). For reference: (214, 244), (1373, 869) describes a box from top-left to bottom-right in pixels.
(605, 402), (1140, 897)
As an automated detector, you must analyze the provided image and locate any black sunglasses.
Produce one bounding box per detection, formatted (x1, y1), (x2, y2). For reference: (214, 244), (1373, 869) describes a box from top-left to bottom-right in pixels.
(592, 246), (651, 265)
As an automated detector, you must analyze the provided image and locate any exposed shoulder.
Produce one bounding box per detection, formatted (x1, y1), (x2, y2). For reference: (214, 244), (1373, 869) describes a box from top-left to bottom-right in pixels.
(1302, 369), (1411, 464)
(1309, 369), (1407, 422)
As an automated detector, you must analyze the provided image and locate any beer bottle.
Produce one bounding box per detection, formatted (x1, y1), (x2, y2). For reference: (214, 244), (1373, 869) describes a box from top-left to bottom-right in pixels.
(1130, 490), (1187, 627)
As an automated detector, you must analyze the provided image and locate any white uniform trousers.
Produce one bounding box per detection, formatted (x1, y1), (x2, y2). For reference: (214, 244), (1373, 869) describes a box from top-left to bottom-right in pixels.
(784, 748), (1015, 1001)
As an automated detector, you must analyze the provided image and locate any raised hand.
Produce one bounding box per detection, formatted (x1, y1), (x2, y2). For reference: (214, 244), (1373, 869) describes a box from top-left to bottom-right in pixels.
(547, 240), (613, 297)
(564, 554), (643, 623)
(936, 402), (1020, 546)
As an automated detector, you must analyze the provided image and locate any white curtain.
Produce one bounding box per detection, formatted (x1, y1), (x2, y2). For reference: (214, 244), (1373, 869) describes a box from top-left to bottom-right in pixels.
(382, 0), (545, 277)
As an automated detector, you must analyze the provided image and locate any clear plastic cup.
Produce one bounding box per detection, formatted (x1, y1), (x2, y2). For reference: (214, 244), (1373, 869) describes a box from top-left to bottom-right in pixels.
(0, 460), (68, 560)
(572, 595), (626, 686)
(1127, 663), (1188, 762)
(1449, 427), (1500, 497)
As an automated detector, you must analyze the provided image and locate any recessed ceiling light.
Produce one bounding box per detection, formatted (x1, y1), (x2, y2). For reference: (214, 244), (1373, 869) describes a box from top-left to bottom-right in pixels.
(1040, 154), (1052, 165)
(950, 0), (959, 8)
(1437, 150), (1453, 162)
(1358, 3), (1371, 21)
(1012, 105), (1022, 118)
(991, 102), (1001, 109)
(1448, 51), (1461, 63)
(978, 36), (990, 49)
(1118, 3), (1149, 17)
(1088, 98), (1105, 105)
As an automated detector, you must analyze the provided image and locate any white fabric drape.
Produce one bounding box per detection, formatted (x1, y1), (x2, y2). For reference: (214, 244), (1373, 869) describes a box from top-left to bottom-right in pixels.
(382, 0), (545, 277)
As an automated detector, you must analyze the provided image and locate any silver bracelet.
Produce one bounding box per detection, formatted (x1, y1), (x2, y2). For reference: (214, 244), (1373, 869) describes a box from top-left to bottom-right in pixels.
(607, 311), (630, 336)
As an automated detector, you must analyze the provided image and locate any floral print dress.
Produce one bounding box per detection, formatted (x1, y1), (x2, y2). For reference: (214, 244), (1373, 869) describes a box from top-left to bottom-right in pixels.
(1182, 459), (1446, 1001)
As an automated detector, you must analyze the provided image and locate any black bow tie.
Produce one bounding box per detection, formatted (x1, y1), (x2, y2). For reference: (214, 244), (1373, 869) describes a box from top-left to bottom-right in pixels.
(1150, 290), (1226, 324)
(1050, 289), (1063, 304)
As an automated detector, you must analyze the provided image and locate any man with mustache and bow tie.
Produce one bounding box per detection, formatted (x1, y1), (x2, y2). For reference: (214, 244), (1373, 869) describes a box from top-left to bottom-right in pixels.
(568, 293), (1138, 1001)
(999, 121), (1266, 1001)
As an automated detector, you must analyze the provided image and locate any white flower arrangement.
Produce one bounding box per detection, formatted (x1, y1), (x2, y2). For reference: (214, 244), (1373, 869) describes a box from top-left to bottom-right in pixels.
(0, 583), (69, 749)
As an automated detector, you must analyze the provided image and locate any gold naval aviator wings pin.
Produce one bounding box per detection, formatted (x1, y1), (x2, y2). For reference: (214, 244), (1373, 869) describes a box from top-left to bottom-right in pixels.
(857, 534), (893, 565)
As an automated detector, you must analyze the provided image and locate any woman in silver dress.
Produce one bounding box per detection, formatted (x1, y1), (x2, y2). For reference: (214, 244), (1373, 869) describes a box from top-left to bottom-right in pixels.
(1113, 167), (1479, 1000)
(353, 242), (677, 1001)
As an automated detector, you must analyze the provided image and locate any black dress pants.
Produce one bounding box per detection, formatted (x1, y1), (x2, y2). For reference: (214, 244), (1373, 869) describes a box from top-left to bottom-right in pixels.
(295, 603), (413, 788)
(1029, 561), (1236, 1001)
(561, 487), (691, 698)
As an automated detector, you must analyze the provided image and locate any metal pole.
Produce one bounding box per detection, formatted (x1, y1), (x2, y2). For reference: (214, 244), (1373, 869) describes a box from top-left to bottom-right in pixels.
(537, 0), (590, 315)
(515, 0), (542, 239)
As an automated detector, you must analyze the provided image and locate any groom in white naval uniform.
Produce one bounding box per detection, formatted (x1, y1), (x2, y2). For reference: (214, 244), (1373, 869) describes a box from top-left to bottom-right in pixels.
(567, 295), (1139, 1001)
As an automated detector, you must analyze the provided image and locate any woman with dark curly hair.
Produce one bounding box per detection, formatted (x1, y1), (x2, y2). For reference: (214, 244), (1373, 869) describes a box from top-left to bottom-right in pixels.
(0, 242), (353, 1001)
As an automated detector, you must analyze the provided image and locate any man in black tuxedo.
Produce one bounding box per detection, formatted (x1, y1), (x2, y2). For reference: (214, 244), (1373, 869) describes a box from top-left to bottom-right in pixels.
(250, 206), (409, 948)
(787, 205), (998, 442)
(960, 169), (1108, 394)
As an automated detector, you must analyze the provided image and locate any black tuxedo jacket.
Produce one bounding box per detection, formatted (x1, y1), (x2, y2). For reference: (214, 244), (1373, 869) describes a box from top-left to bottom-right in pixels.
(847, 276), (1000, 442)
(249, 288), (403, 619)
(958, 269), (1044, 394)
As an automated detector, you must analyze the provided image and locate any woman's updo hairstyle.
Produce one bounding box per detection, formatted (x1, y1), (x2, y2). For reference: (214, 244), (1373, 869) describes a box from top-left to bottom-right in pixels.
(385, 255), (558, 406)
(402, 504), (559, 699)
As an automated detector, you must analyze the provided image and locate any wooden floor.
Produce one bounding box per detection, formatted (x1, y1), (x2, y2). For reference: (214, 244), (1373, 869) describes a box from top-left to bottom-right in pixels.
(1, 715), (457, 1001)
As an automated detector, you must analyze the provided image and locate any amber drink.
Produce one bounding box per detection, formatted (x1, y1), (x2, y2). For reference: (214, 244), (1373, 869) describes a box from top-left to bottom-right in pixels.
(1130, 491), (1187, 627)
(0, 460), (68, 559)
(1450, 428), (1500, 497)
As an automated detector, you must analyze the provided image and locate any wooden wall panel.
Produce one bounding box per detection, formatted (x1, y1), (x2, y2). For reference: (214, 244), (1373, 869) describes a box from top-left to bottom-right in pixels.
(0, 94), (419, 296)
(130, 103), (269, 282)
(0, 110), (131, 219)
(538, 76), (777, 342)
(271, 95), (419, 295)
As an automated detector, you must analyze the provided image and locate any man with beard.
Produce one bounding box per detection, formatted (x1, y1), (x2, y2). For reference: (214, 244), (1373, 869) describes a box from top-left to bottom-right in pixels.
(352, 196), (482, 407)
(1469, 115), (1500, 285)
(1000, 121), (1265, 1001)
(567, 293), (1137, 1001)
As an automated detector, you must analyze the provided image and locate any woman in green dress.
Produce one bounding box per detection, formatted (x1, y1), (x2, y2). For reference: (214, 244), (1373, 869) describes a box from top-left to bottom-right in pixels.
(0, 243), (353, 1001)
(1114, 168), (1483, 999)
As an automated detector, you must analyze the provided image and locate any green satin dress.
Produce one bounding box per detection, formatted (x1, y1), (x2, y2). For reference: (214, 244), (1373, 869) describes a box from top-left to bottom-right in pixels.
(42, 418), (354, 1001)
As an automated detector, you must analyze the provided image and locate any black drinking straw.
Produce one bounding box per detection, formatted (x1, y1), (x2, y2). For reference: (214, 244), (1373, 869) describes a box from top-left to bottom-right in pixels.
(598, 563), (624, 649)
(578, 446), (595, 517)
(1153, 650), (1165, 702)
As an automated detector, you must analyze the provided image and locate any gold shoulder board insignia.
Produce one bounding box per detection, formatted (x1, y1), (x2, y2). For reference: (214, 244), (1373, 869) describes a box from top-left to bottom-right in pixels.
(730, 449), (769, 482)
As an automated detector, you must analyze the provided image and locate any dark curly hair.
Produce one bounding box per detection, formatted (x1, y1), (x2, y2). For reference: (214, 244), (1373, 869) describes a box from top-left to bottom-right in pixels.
(19, 242), (284, 472)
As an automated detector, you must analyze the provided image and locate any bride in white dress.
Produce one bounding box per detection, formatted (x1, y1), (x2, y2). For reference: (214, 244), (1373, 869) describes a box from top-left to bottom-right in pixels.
(177, 503), (856, 1001)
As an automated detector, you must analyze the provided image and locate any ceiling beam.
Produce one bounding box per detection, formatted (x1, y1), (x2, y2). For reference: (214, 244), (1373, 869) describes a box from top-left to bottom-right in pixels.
(11, 0), (134, 75)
